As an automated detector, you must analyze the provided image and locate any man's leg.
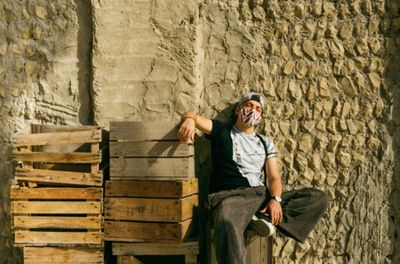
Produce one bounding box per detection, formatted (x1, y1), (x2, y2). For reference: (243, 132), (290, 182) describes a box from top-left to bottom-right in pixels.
(278, 188), (329, 243)
(210, 187), (266, 264)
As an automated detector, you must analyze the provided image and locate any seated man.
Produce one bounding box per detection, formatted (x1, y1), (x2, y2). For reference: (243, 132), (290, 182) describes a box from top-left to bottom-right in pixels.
(178, 92), (328, 264)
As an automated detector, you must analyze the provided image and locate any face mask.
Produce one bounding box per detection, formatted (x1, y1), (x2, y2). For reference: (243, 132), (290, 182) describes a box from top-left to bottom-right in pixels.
(239, 108), (261, 127)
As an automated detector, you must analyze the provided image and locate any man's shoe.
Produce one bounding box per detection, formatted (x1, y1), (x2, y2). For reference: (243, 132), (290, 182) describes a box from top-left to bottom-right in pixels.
(249, 212), (276, 237)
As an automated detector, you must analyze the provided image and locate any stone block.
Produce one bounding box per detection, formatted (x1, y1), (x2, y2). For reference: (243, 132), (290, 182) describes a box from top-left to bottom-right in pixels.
(283, 61), (295, 75)
(35, 6), (47, 20)
(285, 138), (297, 152)
(340, 77), (357, 96)
(294, 153), (308, 171)
(337, 151), (352, 167)
(292, 43), (303, 57)
(367, 137), (379, 151)
(298, 135), (312, 152)
(323, 152), (336, 169)
(303, 40), (317, 60)
(368, 72), (381, 89)
(281, 44), (290, 61)
(310, 153), (321, 171)
(326, 173), (338, 186)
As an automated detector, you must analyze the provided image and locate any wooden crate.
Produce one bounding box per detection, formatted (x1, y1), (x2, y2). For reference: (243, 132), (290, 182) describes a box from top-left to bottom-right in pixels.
(13, 124), (103, 187)
(23, 246), (103, 264)
(109, 121), (194, 181)
(11, 186), (103, 247)
(104, 180), (198, 243)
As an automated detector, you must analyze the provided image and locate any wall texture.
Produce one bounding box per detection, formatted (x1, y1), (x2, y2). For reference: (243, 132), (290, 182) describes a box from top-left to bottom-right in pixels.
(1, 0), (399, 263)
(92, 0), (202, 128)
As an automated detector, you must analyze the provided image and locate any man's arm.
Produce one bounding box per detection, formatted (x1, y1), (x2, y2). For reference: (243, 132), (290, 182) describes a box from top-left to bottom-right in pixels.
(260, 157), (283, 225)
(177, 112), (212, 143)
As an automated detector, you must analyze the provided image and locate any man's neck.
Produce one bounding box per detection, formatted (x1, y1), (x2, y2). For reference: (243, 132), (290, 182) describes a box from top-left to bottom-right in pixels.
(234, 120), (256, 134)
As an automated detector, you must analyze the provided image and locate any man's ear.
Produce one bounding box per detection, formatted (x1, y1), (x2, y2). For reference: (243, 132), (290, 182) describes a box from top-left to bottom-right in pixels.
(235, 106), (240, 116)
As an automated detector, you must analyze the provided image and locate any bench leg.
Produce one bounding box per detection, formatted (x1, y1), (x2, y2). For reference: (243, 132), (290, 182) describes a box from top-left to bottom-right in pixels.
(117, 256), (144, 264)
(185, 254), (197, 264)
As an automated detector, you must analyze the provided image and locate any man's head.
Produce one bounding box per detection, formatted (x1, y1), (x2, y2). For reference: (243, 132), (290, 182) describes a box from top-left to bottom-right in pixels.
(238, 92), (265, 109)
(235, 92), (264, 128)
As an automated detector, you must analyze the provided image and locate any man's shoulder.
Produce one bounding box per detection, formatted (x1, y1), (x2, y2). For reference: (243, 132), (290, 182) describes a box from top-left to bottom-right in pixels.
(212, 119), (231, 130)
(255, 133), (270, 143)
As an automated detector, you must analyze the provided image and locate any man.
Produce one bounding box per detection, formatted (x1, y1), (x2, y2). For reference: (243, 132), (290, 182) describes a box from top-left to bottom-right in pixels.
(178, 92), (328, 264)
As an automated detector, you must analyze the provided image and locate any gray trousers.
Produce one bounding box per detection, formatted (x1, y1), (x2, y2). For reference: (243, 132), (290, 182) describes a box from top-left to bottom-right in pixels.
(208, 186), (328, 264)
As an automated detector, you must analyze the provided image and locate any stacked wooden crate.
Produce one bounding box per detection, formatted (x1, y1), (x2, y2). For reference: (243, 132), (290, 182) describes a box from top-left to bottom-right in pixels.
(105, 121), (199, 264)
(11, 124), (104, 264)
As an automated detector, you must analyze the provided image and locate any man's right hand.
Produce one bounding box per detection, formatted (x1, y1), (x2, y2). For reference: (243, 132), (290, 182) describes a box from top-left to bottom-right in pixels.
(178, 118), (196, 143)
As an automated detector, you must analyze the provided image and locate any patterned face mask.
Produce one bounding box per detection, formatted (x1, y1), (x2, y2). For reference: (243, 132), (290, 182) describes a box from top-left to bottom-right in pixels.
(239, 107), (261, 127)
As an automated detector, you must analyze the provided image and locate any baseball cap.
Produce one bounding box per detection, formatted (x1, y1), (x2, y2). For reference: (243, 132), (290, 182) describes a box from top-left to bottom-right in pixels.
(239, 92), (265, 108)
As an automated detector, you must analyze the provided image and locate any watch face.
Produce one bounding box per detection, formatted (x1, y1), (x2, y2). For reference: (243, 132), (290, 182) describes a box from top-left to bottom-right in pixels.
(273, 196), (282, 202)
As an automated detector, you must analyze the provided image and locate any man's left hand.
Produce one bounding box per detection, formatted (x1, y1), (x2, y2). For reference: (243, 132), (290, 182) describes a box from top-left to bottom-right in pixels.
(260, 199), (282, 225)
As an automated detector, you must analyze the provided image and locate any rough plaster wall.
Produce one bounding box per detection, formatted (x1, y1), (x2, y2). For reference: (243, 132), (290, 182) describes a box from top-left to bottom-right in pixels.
(200, 0), (399, 263)
(91, 0), (202, 128)
(0, 0), (92, 263)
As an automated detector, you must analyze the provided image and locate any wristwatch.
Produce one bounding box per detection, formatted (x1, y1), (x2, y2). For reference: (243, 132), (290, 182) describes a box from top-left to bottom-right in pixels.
(271, 195), (282, 203)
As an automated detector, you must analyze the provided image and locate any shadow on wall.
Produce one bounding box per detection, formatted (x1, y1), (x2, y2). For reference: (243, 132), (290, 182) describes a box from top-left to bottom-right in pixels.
(386, 4), (400, 261)
(75, 0), (94, 125)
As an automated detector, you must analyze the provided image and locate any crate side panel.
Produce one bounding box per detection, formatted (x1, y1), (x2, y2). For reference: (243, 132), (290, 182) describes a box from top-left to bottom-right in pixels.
(12, 201), (102, 214)
(15, 231), (103, 245)
(110, 141), (193, 158)
(11, 187), (102, 200)
(104, 197), (197, 222)
(14, 216), (102, 229)
(104, 220), (192, 242)
(105, 179), (198, 198)
(110, 157), (194, 178)
(110, 122), (179, 141)
(13, 130), (101, 147)
(23, 247), (103, 264)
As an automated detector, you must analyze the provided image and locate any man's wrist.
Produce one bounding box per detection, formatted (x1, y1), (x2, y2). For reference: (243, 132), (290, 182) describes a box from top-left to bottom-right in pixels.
(183, 112), (197, 122)
(271, 195), (282, 203)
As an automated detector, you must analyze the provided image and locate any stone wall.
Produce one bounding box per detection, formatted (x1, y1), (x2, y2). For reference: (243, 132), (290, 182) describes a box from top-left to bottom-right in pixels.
(199, 1), (399, 263)
(0, 0), (399, 263)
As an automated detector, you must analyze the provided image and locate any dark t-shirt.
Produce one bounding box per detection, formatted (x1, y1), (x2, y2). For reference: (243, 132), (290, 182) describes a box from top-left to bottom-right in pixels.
(206, 120), (251, 193)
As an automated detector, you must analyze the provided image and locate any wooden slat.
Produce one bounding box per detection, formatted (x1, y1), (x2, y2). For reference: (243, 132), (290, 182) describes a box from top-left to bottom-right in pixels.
(109, 176), (192, 181)
(12, 201), (101, 214)
(110, 157), (194, 178)
(110, 141), (193, 158)
(104, 219), (192, 242)
(91, 143), (100, 175)
(15, 168), (102, 186)
(110, 121), (179, 141)
(13, 152), (101, 163)
(14, 216), (102, 229)
(104, 195), (198, 222)
(24, 247), (103, 264)
(15, 231), (102, 245)
(105, 180), (198, 198)
(13, 130), (101, 147)
(31, 124), (100, 133)
(11, 186), (102, 200)
(112, 241), (199, 256)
